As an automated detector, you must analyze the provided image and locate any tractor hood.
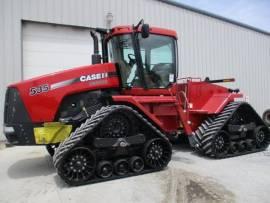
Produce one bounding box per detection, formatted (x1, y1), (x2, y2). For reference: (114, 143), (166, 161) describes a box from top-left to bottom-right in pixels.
(8, 63), (119, 122)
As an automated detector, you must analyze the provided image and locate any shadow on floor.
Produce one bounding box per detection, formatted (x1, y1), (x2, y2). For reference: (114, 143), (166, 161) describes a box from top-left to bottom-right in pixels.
(172, 142), (193, 152)
(8, 155), (55, 179)
(53, 174), (70, 188)
(171, 142), (212, 161)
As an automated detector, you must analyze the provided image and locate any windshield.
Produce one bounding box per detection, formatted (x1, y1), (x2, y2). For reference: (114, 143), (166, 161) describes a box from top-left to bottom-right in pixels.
(108, 34), (176, 88)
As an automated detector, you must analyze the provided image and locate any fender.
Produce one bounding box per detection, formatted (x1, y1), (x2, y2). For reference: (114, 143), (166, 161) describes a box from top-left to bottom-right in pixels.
(189, 93), (243, 114)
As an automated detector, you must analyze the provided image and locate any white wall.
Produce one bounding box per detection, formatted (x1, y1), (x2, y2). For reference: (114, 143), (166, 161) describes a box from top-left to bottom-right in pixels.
(0, 0), (270, 140)
(22, 22), (93, 79)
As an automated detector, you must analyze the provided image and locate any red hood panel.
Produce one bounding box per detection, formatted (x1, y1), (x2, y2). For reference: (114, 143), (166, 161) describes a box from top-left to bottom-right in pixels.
(10, 63), (119, 122)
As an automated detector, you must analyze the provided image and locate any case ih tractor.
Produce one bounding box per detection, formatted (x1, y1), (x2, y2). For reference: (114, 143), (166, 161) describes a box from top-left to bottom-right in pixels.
(4, 20), (270, 186)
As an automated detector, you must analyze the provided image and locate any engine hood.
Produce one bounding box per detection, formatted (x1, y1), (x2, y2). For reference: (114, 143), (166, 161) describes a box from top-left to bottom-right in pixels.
(8, 63), (119, 122)
(10, 63), (117, 87)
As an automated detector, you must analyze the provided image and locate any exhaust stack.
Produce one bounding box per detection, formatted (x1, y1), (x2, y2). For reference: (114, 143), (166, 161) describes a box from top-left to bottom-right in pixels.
(90, 30), (101, 64)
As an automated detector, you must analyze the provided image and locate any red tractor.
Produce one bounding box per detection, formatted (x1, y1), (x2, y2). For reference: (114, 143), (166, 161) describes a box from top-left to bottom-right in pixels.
(4, 20), (270, 186)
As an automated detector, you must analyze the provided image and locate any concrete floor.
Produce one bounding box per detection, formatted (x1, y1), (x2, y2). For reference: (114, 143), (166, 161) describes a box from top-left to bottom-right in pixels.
(0, 144), (270, 203)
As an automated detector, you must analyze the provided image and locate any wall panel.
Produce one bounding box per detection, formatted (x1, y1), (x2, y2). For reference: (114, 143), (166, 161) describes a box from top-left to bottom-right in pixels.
(0, 0), (269, 140)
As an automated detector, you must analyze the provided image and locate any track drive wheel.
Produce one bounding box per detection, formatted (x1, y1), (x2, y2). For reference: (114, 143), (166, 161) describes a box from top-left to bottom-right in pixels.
(96, 161), (113, 178)
(212, 130), (230, 158)
(57, 147), (96, 185)
(144, 138), (172, 169)
(100, 113), (132, 138)
(46, 144), (58, 156)
(253, 126), (270, 148)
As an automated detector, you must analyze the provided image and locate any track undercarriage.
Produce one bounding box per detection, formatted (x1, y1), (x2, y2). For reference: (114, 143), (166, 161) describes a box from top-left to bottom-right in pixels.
(193, 102), (270, 158)
(53, 105), (172, 186)
(53, 102), (270, 185)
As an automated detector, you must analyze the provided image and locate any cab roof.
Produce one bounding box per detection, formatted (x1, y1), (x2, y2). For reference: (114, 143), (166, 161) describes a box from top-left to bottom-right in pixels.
(110, 25), (178, 39)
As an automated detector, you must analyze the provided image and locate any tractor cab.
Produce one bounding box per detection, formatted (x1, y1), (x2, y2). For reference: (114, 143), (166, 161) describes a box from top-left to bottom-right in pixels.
(94, 20), (178, 90)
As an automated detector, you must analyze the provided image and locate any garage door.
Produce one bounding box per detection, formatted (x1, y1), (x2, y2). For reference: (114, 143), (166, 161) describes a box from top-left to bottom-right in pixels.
(22, 22), (93, 79)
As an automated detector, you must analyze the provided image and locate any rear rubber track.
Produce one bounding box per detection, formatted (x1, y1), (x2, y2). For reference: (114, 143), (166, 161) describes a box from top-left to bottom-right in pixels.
(194, 102), (270, 158)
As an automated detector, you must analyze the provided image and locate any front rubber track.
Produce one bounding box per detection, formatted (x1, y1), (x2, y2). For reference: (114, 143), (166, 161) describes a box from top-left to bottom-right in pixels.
(53, 105), (172, 186)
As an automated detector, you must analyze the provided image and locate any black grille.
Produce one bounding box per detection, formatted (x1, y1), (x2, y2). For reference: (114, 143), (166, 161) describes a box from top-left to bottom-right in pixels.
(4, 88), (15, 123)
(4, 87), (31, 124)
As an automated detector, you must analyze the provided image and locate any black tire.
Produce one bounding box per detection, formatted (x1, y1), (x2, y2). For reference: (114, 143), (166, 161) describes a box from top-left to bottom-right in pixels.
(96, 161), (113, 178)
(262, 109), (270, 126)
(57, 147), (96, 185)
(113, 159), (129, 176)
(129, 156), (144, 173)
(46, 144), (58, 156)
(144, 138), (172, 169)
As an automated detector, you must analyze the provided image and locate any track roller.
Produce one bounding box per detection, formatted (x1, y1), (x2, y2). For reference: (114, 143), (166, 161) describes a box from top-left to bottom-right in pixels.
(129, 156), (144, 173)
(237, 141), (246, 152)
(229, 141), (238, 154)
(96, 161), (113, 178)
(114, 159), (129, 176)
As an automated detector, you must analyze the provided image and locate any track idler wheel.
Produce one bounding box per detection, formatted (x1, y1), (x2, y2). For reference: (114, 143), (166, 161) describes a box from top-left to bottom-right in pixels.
(129, 156), (144, 173)
(114, 159), (129, 176)
(253, 125), (270, 148)
(212, 130), (230, 157)
(96, 161), (113, 178)
(57, 147), (96, 185)
(144, 138), (172, 169)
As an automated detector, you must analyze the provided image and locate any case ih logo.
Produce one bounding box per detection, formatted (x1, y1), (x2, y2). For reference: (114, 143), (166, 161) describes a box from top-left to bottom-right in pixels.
(80, 73), (108, 82)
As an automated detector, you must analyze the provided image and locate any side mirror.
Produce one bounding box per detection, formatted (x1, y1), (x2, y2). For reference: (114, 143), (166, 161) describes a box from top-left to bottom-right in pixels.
(141, 24), (150, 38)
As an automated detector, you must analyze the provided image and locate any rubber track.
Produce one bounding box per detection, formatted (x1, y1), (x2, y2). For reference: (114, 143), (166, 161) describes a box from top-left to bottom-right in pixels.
(53, 105), (169, 168)
(194, 101), (251, 158)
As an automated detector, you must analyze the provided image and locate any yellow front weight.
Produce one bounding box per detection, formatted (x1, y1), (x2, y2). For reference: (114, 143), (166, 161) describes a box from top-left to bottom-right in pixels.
(34, 122), (72, 144)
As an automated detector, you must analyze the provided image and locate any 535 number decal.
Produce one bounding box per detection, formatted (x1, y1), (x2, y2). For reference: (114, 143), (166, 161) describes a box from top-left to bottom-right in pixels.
(29, 84), (49, 96)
